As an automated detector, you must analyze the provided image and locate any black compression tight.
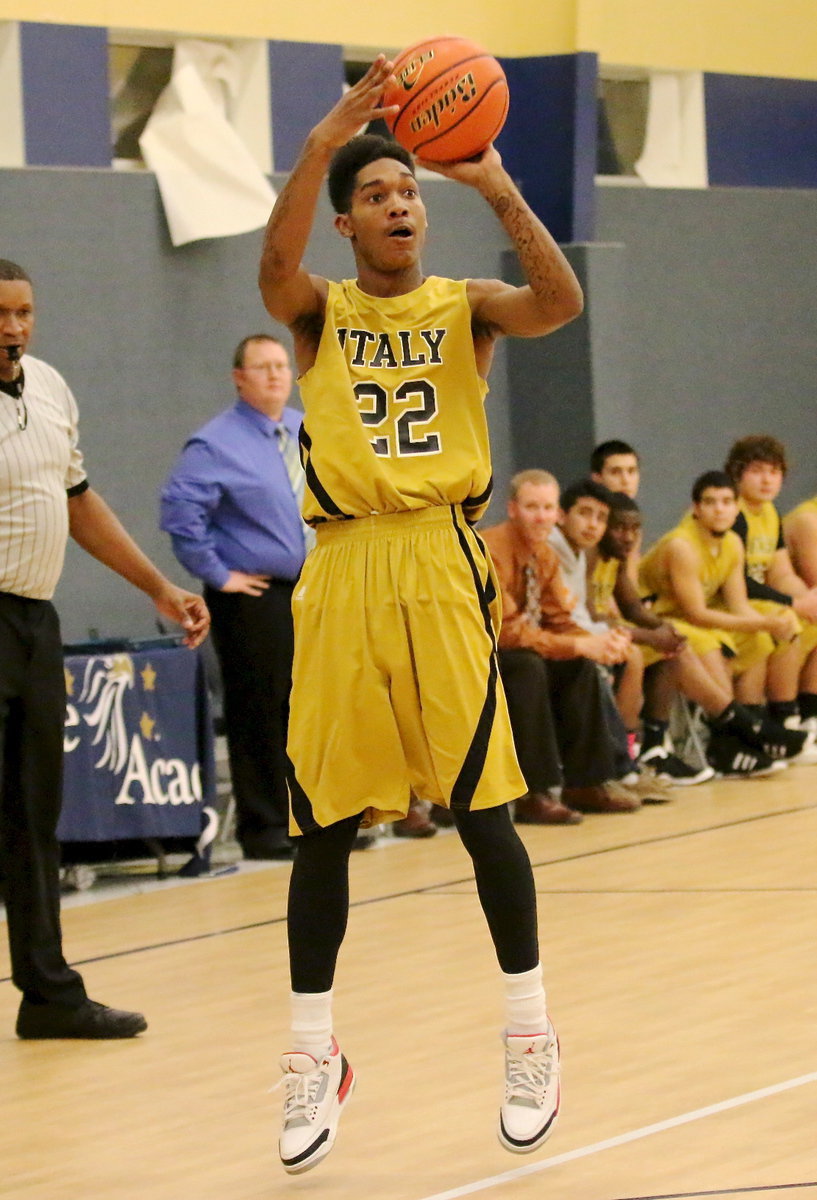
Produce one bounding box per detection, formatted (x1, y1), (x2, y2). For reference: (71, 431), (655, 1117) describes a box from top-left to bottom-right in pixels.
(451, 804), (540, 974)
(287, 804), (538, 993)
(287, 813), (362, 994)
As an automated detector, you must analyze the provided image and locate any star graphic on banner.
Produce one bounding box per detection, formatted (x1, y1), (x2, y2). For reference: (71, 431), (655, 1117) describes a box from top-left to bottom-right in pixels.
(140, 712), (156, 740)
(64, 666), (75, 696)
(141, 662), (157, 691)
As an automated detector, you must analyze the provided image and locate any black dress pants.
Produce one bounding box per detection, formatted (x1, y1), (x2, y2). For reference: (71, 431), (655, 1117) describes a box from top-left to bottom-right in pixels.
(498, 648), (617, 791)
(206, 581), (295, 848)
(0, 592), (86, 1006)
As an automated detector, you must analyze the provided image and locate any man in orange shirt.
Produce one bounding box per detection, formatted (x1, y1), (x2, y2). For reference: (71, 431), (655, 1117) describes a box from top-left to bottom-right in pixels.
(482, 470), (641, 820)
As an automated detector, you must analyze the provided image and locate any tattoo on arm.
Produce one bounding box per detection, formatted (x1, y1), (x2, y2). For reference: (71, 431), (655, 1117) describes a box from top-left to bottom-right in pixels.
(486, 186), (562, 303)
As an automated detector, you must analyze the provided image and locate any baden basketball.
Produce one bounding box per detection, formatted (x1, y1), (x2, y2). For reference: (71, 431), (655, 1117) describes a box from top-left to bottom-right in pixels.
(383, 36), (509, 163)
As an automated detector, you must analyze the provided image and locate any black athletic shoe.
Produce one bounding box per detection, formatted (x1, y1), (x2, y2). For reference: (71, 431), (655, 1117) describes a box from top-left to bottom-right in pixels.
(706, 732), (777, 779)
(757, 718), (808, 761)
(639, 745), (715, 786)
(16, 998), (147, 1040)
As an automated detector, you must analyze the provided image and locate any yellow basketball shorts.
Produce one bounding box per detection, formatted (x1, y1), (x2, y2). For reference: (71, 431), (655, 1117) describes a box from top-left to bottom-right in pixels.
(286, 505), (526, 834)
(653, 617), (774, 674)
(749, 599), (817, 659)
(800, 619), (817, 658)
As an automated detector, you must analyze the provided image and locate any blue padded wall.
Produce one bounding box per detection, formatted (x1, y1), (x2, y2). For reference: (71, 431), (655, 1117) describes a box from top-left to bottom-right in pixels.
(497, 53), (598, 243)
(267, 41), (346, 172)
(705, 72), (817, 188)
(19, 22), (110, 167)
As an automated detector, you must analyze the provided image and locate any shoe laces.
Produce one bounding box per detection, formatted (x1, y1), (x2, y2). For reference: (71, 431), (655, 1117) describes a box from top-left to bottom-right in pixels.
(274, 1063), (324, 1125)
(505, 1039), (559, 1107)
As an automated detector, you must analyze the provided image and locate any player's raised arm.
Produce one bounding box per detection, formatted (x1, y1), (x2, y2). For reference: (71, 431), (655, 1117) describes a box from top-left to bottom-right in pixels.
(259, 56), (399, 329)
(421, 146), (584, 338)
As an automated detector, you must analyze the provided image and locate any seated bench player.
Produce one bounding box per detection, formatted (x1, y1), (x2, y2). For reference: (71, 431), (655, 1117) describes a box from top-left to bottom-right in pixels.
(725, 435), (817, 747)
(482, 470), (643, 818)
(590, 439), (642, 584)
(548, 479), (650, 772)
(596, 493), (797, 783)
(784, 490), (817, 731)
(638, 471), (807, 775)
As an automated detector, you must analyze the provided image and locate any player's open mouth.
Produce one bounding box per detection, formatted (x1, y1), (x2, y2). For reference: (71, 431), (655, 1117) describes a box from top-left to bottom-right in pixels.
(388, 226), (413, 238)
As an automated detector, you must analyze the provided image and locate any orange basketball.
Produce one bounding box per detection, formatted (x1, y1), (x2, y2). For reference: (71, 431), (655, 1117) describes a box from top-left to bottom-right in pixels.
(382, 36), (509, 163)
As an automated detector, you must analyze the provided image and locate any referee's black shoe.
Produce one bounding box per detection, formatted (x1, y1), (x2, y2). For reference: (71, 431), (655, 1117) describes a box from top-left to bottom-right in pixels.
(16, 998), (147, 1039)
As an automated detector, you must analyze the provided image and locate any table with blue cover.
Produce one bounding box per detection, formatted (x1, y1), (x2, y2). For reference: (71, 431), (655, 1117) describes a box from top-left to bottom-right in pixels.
(59, 639), (216, 866)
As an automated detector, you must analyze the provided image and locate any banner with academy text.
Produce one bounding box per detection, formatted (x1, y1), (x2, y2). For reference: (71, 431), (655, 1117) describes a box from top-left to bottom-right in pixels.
(59, 646), (214, 843)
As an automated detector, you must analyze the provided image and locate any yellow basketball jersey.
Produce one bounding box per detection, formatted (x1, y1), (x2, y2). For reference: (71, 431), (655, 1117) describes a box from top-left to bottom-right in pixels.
(298, 276), (493, 525)
(591, 555), (620, 618)
(639, 512), (742, 616)
(735, 498), (782, 584)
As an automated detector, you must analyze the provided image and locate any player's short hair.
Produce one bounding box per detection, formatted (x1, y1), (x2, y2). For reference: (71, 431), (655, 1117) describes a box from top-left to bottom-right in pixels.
(590, 439), (639, 473)
(328, 134), (416, 214)
(607, 493), (641, 519)
(724, 434), (788, 481)
(560, 478), (617, 514)
(232, 334), (285, 369)
(0, 259), (31, 283)
(692, 470), (736, 502)
(508, 468), (558, 500)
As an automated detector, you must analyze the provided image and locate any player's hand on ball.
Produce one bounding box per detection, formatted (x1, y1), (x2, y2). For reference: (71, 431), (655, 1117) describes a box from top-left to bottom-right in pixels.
(312, 55), (399, 150)
(417, 144), (504, 186)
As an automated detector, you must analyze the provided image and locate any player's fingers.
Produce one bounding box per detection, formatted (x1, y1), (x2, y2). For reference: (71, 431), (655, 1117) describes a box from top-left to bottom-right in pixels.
(359, 55), (394, 90)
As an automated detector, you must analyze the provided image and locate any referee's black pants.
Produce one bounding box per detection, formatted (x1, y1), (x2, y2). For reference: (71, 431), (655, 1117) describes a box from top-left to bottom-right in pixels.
(0, 592), (87, 1007)
(205, 580), (295, 850)
(498, 648), (617, 791)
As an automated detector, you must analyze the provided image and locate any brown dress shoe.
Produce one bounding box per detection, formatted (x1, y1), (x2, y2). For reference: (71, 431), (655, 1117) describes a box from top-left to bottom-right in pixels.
(562, 784), (640, 813)
(514, 792), (583, 825)
(393, 796), (438, 838)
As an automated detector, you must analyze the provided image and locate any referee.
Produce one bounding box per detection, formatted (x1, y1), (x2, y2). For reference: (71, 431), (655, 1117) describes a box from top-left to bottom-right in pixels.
(0, 258), (210, 1039)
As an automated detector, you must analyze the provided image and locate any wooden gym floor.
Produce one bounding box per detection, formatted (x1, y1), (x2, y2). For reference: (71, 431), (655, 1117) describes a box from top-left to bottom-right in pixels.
(1, 762), (816, 1200)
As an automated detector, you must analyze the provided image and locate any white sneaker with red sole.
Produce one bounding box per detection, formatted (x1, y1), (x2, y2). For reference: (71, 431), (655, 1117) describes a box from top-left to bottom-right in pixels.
(277, 1037), (355, 1174)
(498, 1023), (560, 1154)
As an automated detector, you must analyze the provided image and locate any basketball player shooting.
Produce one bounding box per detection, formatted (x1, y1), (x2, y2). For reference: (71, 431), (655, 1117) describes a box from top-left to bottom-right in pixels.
(259, 53), (583, 1174)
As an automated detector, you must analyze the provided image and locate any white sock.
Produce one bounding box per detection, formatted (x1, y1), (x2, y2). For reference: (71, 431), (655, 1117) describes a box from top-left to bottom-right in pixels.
(503, 964), (548, 1036)
(290, 989), (333, 1059)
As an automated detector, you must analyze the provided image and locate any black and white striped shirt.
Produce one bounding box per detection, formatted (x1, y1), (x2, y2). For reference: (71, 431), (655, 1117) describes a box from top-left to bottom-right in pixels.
(0, 354), (87, 599)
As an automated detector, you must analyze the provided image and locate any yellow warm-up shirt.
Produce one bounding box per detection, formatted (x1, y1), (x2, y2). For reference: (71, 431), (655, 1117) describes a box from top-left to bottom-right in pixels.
(639, 512), (743, 618)
(733, 498), (784, 585)
(298, 276), (493, 526)
(591, 555), (620, 619)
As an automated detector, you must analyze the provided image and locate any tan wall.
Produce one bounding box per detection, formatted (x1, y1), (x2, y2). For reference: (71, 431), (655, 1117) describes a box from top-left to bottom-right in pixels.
(577, 0), (817, 79)
(0, 0), (577, 52)
(1, 0), (815, 79)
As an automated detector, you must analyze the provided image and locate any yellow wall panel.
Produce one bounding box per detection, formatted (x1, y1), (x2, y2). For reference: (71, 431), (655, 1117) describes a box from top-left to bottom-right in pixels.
(0, 0), (578, 53)
(577, 0), (817, 80)
(0, 0), (815, 78)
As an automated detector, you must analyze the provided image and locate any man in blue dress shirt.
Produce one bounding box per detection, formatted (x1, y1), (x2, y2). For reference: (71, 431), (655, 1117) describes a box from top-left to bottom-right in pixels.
(161, 334), (309, 859)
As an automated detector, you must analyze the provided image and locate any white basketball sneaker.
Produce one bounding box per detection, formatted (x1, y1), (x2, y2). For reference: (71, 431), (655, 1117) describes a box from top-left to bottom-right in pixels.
(277, 1037), (355, 1174)
(498, 1023), (560, 1154)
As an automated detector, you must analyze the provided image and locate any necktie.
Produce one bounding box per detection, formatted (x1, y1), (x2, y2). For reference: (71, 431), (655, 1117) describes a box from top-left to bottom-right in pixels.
(276, 425), (304, 506)
(276, 425), (315, 553)
(523, 560), (541, 629)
